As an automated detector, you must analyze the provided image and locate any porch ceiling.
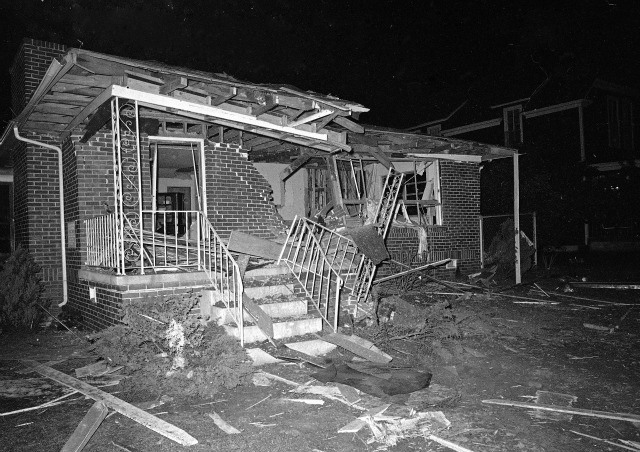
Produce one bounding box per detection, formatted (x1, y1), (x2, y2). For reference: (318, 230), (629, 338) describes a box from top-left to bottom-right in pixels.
(6, 49), (369, 154)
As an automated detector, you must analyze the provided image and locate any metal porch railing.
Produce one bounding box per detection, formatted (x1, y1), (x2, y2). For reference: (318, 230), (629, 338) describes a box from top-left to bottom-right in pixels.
(84, 210), (246, 345)
(278, 217), (344, 331)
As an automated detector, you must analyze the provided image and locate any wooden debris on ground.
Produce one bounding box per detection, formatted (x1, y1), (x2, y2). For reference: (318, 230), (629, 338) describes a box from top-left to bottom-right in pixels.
(0, 390), (80, 417)
(75, 360), (117, 378)
(571, 430), (640, 451)
(60, 401), (108, 452)
(208, 411), (241, 434)
(280, 398), (324, 405)
(583, 323), (611, 332)
(428, 434), (477, 452)
(334, 382), (361, 404)
(530, 390), (577, 421)
(284, 339), (337, 357)
(318, 332), (392, 363)
(311, 362), (431, 399)
(0, 377), (65, 398)
(21, 360), (198, 446)
(137, 395), (173, 411)
(619, 439), (640, 450)
(483, 398), (640, 423)
(339, 405), (451, 448)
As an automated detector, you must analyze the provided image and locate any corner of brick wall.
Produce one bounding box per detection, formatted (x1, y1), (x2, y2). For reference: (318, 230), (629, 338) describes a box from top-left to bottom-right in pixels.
(205, 142), (287, 240)
(10, 39), (67, 114)
(381, 160), (482, 280)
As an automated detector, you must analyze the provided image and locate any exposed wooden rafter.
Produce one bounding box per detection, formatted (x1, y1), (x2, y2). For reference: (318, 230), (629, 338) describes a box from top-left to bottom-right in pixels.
(159, 76), (188, 95)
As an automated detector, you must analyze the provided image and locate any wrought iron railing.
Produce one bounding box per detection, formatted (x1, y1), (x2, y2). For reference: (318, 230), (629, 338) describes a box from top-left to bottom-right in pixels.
(279, 216), (344, 331)
(83, 210), (245, 345)
(85, 212), (119, 270)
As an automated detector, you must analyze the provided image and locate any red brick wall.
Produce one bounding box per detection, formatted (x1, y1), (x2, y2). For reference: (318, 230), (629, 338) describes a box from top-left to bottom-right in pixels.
(384, 160), (482, 278)
(10, 39), (67, 114)
(7, 132), (64, 304)
(205, 142), (286, 240)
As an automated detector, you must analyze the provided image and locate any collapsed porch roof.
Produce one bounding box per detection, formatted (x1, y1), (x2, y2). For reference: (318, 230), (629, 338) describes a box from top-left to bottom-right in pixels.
(2, 48), (369, 153)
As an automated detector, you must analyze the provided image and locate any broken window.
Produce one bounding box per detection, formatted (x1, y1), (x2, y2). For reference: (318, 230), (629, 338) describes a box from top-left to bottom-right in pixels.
(397, 161), (442, 226)
(607, 96), (634, 151)
(503, 105), (522, 146)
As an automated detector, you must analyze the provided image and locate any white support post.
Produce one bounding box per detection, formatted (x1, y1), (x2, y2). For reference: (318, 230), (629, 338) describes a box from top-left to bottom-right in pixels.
(152, 143), (158, 211)
(134, 101), (144, 275)
(513, 153), (521, 284)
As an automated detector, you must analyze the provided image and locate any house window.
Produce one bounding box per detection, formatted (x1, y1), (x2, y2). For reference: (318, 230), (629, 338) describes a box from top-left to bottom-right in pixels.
(503, 105), (522, 146)
(398, 161), (442, 226)
(427, 125), (442, 136)
(607, 96), (634, 151)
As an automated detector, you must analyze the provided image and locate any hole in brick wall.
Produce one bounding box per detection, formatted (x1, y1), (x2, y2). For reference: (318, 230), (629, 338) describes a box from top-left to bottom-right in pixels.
(89, 286), (97, 303)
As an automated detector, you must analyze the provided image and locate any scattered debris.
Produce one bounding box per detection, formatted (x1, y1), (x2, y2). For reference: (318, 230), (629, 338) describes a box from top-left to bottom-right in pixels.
(137, 395), (173, 411)
(21, 360), (198, 446)
(569, 282), (640, 290)
(619, 439), (640, 450)
(339, 403), (452, 448)
(208, 411), (241, 434)
(571, 430), (640, 451)
(75, 360), (121, 378)
(483, 398), (640, 423)
(319, 332), (392, 363)
(60, 401), (108, 452)
(0, 390), (80, 416)
(311, 363), (431, 399)
(284, 339), (337, 357)
(428, 434), (477, 452)
(245, 394), (271, 410)
(334, 382), (361, 404)
(0, 377), (64, 398)
(254, 371), (302, 387)
(584, 323), (610, 332)
(529, 391), (578, 421)
(280, 398), (324, 405)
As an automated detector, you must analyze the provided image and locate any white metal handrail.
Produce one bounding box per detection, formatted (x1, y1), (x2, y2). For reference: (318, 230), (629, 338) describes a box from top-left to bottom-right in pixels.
(84, 210), (245, 345)
(199, 215), (245, 346)
(279, 216), (355, 330)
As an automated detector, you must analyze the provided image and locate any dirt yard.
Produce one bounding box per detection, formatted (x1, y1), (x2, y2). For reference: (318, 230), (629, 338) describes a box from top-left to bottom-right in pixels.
(1, 258), (639, 452)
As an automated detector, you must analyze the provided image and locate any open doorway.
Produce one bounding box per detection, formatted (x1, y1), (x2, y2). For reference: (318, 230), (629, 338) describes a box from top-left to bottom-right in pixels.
(149, 137), (206, 236)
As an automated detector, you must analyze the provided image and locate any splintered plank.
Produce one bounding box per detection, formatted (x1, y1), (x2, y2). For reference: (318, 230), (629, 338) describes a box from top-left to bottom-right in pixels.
(319, 333), (392, 363)
(227, 230), (282, 260)
(60, 401), (108, 452)
(483, 399), (640, 423)
(21, 360), (198, 446)
(243, 294), (274, 339)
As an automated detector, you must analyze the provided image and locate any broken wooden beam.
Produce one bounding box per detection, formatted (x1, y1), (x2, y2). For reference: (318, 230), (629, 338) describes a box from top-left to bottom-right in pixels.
(374, 259), (451, 284)
(227, 230), (282, 261)
(319, 333), (392, 363)
(21, 360), (198, 446)
(60, 401), (108, 452)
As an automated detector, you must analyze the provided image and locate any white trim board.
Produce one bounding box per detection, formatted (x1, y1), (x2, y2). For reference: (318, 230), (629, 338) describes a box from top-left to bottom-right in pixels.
(110, 85), (329, 141)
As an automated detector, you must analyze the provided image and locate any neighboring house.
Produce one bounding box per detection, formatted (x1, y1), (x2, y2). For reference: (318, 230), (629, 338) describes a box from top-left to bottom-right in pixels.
(408, 70), (640, 248)
(0, 39), (517, 338)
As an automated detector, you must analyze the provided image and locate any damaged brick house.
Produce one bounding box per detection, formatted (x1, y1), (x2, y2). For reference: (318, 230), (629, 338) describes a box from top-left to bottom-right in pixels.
(0, 39), (517, 343)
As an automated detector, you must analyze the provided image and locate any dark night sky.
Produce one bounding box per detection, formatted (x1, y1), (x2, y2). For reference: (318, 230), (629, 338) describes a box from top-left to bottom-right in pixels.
(1, 0), (639, 129)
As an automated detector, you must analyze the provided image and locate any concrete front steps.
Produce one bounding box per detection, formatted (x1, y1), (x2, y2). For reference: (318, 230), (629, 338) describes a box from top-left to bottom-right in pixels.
(199, 264), (323, 345)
